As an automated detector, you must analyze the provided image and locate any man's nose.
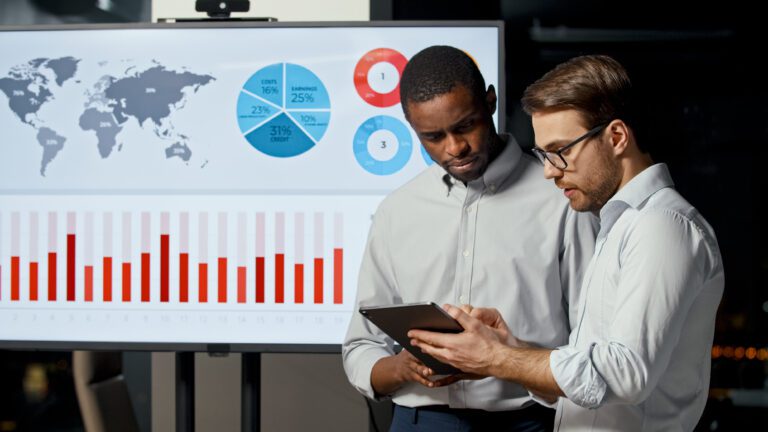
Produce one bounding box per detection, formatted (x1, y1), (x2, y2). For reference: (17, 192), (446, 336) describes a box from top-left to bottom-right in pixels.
(542, 159), (562, 180)
(445, 134), (469, 157)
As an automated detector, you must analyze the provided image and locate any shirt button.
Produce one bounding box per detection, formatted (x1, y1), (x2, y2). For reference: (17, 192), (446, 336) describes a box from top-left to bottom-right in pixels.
(489, 183), (496, 192)
(462, 250), (469, 257)
(465, 207), (472, 213)
(459, 295), (466, 303)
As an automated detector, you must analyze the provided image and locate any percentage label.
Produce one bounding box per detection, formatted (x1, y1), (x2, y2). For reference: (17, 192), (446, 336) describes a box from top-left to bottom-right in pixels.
(291, 92), (315, 103)
(251, 105), (269, 115)
(270, 125), (292, 136)
(299, 114), (316, 123)
(262, 85), (279, 94)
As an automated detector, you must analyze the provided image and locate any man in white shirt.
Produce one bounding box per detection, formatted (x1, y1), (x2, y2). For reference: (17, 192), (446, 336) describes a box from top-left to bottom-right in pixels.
(409, 55), (724, 431)
(342, 46), (598, 431)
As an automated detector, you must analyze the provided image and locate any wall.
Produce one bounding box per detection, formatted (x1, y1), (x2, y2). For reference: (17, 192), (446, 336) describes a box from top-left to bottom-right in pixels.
(152, 0), (369, 22)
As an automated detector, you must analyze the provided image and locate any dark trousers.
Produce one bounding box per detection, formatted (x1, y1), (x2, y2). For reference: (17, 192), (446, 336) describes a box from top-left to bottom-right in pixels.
(391, 403), (554, 432)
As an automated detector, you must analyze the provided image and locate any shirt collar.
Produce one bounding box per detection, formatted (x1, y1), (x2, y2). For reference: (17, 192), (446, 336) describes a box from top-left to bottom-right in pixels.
(609, 163), (675, 210)
(439, 134), (522, 194)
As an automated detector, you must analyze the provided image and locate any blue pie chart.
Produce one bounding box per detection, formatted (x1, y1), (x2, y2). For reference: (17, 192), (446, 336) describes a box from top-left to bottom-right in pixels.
(237, 63), (331, 158)
(353, 115), (413, 175)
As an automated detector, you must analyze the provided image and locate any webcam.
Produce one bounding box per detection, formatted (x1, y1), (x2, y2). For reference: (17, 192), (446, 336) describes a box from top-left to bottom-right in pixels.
(195, 0), (250, 18)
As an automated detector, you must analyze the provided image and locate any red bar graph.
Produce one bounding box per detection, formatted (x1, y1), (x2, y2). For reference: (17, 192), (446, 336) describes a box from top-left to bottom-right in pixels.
(48, 252), (57, 301)
(199, 212), (208, 303)
(2, 209), (346, 306)
(85, 265), (94, 302)
(237, 266), (246, 303)
(122, 262), (131, 302)
(161, 235), (169, 302)
(122, 213), (131, 302)
(218, 258), (227, 303)
(198, 263), (208, 303)
(67, 233), (76, 301)
(11, 256), (19, 301)
(179, 212), (189, 303)
(255, 213), (265, 303)
(29, 262), (38, 301)
(295, 263), (304, 304)
(103, 257), (112, 302)
(103, 213), (112, 302)
(218, 213), (227, 303)
(334, 213), (343, 304)
(141, 212), (150, 302)
(161, 212), (170, 303)
(255, 257), (264, 303)
(334, 248), (343, 304)
(314, 213), (324, 304)
(314, 258), (323, 304)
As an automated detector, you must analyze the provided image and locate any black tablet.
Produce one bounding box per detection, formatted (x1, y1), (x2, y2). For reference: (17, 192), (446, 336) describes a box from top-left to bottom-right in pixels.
(359, 302), (464, 374)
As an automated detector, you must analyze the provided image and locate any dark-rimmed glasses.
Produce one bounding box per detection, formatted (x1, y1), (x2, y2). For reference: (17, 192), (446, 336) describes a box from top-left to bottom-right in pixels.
(532, 123), (609, 169)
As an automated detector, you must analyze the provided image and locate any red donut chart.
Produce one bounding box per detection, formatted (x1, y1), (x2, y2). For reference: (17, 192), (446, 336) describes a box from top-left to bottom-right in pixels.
(353, 48), (408, 108)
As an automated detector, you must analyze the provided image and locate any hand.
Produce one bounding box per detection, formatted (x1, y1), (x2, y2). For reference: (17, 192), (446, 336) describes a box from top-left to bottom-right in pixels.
(408, 304), (510, 376)
(468, 307), (527, 348)
(370, 349), (441, 396)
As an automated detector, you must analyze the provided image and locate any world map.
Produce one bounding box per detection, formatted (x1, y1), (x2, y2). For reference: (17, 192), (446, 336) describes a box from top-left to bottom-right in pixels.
(0, 57), (215, 176)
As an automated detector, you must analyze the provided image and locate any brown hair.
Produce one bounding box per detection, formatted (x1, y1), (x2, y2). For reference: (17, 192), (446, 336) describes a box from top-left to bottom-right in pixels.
(522, 55), (643, 149)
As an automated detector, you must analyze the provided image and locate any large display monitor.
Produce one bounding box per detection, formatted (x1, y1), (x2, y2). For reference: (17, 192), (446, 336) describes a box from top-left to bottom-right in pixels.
(0, 21), (504, 351)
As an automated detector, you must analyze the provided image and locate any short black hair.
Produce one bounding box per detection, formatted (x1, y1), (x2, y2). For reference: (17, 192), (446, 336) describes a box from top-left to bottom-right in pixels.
(399, 45), (486, 118)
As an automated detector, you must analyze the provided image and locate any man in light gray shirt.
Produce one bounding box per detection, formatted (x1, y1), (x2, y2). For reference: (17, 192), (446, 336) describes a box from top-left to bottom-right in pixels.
(410, 55), (724, 431)
(342, 46), (598, 431)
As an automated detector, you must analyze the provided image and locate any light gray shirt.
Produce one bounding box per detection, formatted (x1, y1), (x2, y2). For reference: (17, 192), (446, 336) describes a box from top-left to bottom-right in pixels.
(550, 163), (724, 431)
(343, 136), (598, 411)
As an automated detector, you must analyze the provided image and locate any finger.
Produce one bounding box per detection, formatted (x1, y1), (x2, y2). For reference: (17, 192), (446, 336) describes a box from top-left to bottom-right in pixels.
(431, 373), (469, 387)
(459, 304), (473, 314)
(442, 304), (477, 329)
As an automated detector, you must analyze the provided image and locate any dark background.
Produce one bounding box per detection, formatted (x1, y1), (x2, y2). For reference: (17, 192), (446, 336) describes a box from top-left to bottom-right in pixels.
(1, 0), (766, 430)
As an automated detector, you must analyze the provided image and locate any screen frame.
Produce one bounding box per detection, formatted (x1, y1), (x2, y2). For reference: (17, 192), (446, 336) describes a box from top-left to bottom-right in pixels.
(0, 20), (505, 353)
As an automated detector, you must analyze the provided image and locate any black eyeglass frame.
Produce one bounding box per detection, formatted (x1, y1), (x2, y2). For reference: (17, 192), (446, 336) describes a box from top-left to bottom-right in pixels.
(532, 122), (609, 169)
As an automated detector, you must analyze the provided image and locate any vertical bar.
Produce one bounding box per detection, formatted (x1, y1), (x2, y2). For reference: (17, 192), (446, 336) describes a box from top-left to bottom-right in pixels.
(179, 212), (189, 303)
(161, 212), (170, 302)
(66, 212), (76, 301)
(294, 212), (304, 304)
(29, 211), (39, 301)
(11, 212), (20, 301)
(218, 212), (227, 303)
(314, 212), (324, 304)
(255, 212), (265, 303)
(122, 212), (131, 302)
(84, 212), (94, 302)
(237, 213), (246, 303)
(334, 212), (343, 304)
(103, 213), (113, 302)
(198, 212), (208, 303)
(141, 212), (150, 302)
(274, 212), (285, 303)
(48, 212), (57, 301)
(101, 212), (112, 302)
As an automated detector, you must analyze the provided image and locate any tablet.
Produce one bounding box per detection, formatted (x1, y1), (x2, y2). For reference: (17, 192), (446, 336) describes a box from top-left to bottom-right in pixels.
(359, 302), (464, 374)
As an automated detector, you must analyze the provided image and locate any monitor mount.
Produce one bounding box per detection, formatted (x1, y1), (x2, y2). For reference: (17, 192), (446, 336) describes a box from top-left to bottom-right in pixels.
(196, 0), (250, 18)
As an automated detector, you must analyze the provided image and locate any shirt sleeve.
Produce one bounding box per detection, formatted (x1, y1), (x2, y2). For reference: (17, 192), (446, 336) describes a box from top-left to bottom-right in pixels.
(559, 207), (599, 331)
(341, 205), (401, 400)
(551, 209), (714, 408)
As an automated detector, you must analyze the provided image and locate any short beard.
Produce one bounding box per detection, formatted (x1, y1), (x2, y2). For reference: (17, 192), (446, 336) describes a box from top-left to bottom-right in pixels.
(576, 148), (621, 213)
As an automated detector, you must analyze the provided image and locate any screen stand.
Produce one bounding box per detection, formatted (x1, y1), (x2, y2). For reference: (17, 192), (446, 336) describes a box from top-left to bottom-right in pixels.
(176, 352), (195, 432)
(241, 352), (261, 431)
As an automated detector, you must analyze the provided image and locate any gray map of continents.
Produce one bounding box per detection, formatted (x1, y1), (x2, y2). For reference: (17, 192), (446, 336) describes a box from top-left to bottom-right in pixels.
(0, 57), (215, 176)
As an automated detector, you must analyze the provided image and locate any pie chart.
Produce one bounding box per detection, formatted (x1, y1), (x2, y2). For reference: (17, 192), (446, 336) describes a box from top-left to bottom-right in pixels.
(353, 115), (413, 175)
(237, 63), (331, 158)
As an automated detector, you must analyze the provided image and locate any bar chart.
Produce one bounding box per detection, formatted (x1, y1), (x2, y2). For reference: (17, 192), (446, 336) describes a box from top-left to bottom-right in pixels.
(0, 194), (378, 345)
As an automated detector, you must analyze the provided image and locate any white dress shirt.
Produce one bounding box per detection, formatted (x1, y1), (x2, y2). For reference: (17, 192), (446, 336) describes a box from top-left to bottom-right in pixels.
(550, 163), (724, 431)
(343, 136), (598, 411)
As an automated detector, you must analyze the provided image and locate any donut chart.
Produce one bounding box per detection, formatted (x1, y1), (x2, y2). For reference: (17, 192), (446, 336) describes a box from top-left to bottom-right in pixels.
(353, 48), (408, 108)
(237, 63), (331, 158)
(353, 115), (413, 175)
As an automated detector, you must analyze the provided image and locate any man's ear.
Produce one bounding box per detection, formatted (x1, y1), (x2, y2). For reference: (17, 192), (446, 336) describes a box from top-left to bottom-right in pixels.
(608, 119), (631, 156)
(485, 85), (497, 116)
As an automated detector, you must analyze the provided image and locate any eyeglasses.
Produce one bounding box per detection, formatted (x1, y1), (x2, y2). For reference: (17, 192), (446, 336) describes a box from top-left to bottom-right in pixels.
(531, 123), (609, 170)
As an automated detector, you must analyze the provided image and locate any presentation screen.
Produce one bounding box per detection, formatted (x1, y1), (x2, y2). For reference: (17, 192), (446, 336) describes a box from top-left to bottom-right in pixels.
(0, 22), (504, 351)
